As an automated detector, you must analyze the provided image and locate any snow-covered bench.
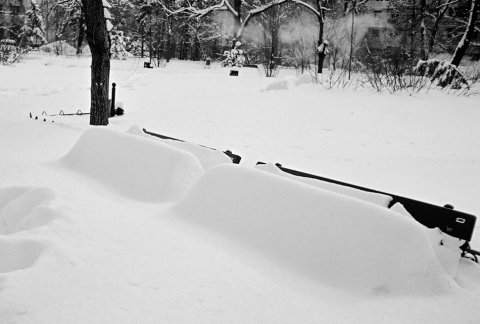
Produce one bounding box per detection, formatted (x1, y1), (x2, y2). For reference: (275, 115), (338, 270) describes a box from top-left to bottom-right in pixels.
(257, 162), (479, 262)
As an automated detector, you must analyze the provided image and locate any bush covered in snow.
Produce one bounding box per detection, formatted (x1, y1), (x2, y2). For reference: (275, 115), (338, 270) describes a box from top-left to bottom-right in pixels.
(415, 59), (469, 89)
(0, 40), (23, 65)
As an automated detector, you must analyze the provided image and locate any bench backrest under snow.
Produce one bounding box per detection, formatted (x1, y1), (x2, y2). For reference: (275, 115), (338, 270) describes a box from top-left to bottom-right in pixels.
(263, 162), (477, 243)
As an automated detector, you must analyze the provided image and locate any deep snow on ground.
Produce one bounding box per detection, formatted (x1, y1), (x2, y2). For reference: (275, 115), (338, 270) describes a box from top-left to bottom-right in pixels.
(1, 53), (480, 323)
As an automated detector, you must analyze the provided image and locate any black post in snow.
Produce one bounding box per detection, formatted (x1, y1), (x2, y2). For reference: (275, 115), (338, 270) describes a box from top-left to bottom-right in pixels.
(110, 82), (116, 117)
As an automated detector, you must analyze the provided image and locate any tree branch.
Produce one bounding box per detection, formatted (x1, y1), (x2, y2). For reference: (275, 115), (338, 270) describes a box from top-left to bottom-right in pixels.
(436, 0), (460, 9)
(165, 0), (237, 18)
(446, 15), (480, 33)
(291, 0), (322, 17)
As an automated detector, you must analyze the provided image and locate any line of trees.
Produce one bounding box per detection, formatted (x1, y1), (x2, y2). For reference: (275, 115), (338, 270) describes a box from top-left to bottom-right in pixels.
(1, 0), (478, 124)
(2, 0), (479, 65)
(3, 0), (478, 68)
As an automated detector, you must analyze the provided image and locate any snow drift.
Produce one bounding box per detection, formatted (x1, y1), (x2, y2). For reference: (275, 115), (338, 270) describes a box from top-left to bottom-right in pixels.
(61, 128), (205, 202)
(173, 164), (456, 294)
(256, 163), (392, 207)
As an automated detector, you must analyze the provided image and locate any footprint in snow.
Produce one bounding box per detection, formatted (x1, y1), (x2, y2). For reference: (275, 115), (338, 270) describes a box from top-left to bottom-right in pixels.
(0, 186), (61, 234)
(0, 187), (63, 274)
(0, 238), (46, 274)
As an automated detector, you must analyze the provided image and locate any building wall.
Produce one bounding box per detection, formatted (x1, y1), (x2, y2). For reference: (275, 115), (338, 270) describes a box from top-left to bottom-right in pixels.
(363, 0), (399, 50)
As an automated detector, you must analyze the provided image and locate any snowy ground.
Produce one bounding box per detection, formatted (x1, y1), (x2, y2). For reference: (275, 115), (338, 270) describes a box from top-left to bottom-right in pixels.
(1, 53), (480, 323)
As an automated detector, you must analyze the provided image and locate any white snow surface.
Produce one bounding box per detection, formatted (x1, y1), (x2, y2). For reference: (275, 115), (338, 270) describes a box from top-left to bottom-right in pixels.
(1, 54), (480, 323)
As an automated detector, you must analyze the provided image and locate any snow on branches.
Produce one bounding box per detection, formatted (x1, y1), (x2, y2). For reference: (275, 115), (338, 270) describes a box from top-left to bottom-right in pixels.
(103, 0), (114, 31)
(20, 0), (46, 47)
(164, 0), (317, 38)
(110, 30), (128, 59)
(415, 59), (469, 89)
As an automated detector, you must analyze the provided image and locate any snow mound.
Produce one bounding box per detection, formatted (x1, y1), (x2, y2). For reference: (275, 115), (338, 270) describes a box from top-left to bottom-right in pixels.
(61, 128), (205, 202)
(261, 76), (296, 92)
(173, 164), (454, 294)
(39, 41), (78, 56)
(128, 126), (232, 170)
(261, 74), (315, 92)
(295, 73), (315, 86)
(256, 163), (392, 207)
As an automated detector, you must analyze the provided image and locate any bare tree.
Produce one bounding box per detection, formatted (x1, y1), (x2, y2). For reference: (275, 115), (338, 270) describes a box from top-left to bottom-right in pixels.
(419, 0), (428, 59)
(166, 0), (296, 41)
(450, 0), (479, 66)
(426, 0), (451, 55)
(188, 0), (333, 72)
(164, 0), (337, 72)
(292, 0), (328, 73)
(81, 0), (111, 125)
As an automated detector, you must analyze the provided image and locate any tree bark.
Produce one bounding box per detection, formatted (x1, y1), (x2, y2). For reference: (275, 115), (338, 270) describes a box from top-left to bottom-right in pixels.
(76, 14), (85, 55)
(316, 0), (325, 73)
(451, 0), (479, 66)
(81, 0), (111, 126)
(410, 0), (416, 56)
(166, 18), (172, 62)
(233, 0), (242, 37)
(317, 20), (325, 73)
(428, 3), (449, 54)
(140, 28), (144, 58)
(149, 27), (153, 63)
(419, 0), (428, 60)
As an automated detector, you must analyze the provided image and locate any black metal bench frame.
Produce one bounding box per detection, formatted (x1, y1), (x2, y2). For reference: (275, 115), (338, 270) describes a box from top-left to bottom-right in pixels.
(142, 128), (241, 164)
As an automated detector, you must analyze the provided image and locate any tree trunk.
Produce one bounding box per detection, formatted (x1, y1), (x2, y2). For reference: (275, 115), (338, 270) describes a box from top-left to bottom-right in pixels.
(270, 7), (279, 60)
(233, 0), (242, 37)
(318, 52), (326, 73)
(428, 4), (449, 54)
(410, 0), (416, 56)
(81, 0), (111, 126)
(193, 35), (201, 60)
(76, 14), (85, 55)
(149, 26), (153, 63)
(166, 18), (172, 62)
(316, 1), (325, 74)
(419, 0), (428, 60)
(179, 25), (189, 60)
(451, 0), (479, 66)
(140, 28), (144, 58)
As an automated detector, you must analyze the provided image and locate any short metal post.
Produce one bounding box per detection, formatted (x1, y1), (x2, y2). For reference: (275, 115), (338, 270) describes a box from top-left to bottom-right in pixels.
(110, 82), (116, 117)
